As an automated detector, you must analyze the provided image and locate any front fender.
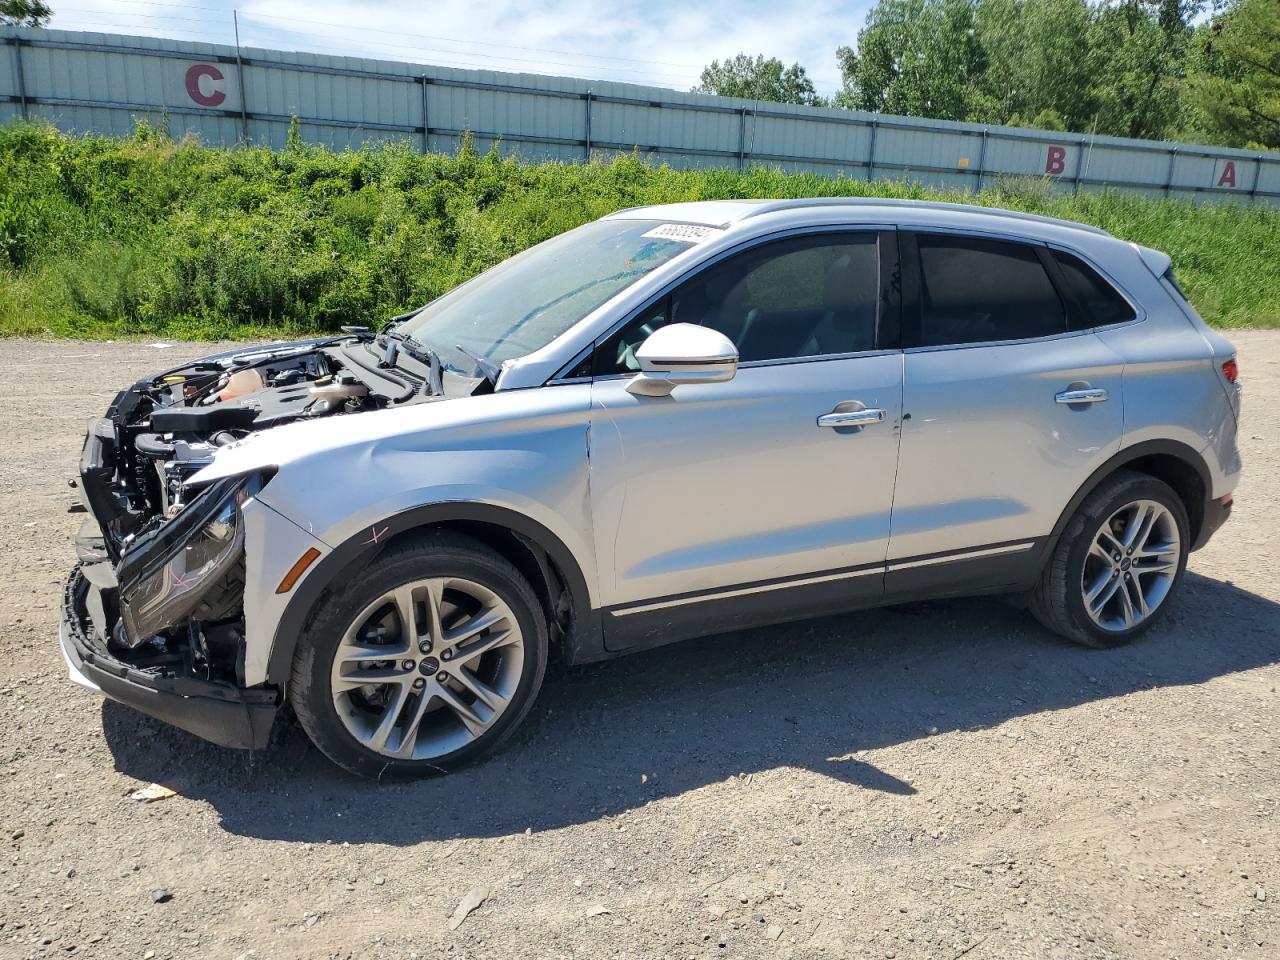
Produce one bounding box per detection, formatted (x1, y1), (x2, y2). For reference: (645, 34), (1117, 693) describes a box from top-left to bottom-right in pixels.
(258, 498), (600, 687)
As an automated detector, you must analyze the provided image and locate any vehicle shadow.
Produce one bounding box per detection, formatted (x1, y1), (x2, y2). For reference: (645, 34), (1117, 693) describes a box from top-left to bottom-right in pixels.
(101, 571), (1280, 844)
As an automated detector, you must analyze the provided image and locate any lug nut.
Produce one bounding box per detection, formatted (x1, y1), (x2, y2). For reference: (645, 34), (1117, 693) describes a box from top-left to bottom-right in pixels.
(436, 671), (448, 683)
(418, 641), (431, 653)
(440, 649), (453, 661)
(401, 659), (415, 671)
(412, 678), (425, 690)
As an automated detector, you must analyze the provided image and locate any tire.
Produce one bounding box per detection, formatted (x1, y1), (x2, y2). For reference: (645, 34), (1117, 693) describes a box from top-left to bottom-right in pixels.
(289, 530), (548, 779)
(1030, 470), (1190, 648)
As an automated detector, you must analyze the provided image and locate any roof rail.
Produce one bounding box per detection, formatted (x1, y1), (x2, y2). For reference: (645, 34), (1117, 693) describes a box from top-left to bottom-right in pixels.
(736, 197), (1112, 237)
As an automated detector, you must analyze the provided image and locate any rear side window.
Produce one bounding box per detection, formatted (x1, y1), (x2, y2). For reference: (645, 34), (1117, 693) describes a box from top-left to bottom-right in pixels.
(1052, 251), (1136, 328)
(914, 235), (1066, 347)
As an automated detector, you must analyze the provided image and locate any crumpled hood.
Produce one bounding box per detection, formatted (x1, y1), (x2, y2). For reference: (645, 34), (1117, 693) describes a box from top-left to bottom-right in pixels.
(188, 377), (593, 557)
(188, 393), (476, 485)
(187, 383), (584, 488)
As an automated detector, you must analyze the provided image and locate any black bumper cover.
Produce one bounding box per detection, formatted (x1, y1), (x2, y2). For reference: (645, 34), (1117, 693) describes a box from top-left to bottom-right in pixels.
(60, 569), (278, 751)
(1192, 494), (1233, 552)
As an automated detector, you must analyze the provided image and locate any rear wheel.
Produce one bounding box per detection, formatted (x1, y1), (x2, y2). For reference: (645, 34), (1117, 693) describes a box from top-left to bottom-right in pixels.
(290, 531), (548, 779)
(1031, 471), (1189, 648)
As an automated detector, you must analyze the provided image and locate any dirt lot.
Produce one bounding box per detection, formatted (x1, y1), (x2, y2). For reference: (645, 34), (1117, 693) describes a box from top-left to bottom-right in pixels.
(1, 333), (1277, 960)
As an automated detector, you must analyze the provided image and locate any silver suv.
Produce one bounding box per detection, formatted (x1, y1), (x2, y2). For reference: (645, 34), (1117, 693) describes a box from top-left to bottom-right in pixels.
(62, 199), (1242, 778)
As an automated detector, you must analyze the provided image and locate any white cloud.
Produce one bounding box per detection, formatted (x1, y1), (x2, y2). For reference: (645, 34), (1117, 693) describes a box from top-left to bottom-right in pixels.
(48, 0), (871, 94)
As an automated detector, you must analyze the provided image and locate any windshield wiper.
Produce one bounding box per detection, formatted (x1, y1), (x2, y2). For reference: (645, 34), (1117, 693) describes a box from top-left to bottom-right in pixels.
(453, 345), (501, 387)
(378, 330), (444, 395)
(379, 308), (423, 334)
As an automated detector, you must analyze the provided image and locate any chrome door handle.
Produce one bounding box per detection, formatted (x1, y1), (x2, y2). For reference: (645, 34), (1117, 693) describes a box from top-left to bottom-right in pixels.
(817, 408), (885, 428)
(1055, 387), (1109, 404)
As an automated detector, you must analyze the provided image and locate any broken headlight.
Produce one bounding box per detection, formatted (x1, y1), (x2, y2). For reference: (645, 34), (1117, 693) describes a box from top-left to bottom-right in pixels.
(116, 473), (264, 646)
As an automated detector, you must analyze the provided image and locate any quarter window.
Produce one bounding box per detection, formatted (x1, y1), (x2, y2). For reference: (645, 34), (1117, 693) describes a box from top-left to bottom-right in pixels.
(1052, 250), (1137, 328)
(915, 235), (1066, 347)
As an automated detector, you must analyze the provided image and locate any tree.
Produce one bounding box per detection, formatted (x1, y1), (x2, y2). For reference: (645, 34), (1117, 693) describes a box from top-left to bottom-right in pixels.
(1190, 0), (1280, 148)
(835, 0), (1206, 142)
(1086, 0), (1198, 140)
(834, 0), (984, 121)
(971, 0), (1097, 130)
(0, 1), (52, 26)
(692, 53), (826, 106)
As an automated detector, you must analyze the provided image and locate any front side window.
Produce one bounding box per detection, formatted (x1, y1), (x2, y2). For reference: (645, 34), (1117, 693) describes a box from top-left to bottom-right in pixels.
(914, 235), (1066, 347)
(594, 299), (669, 376)
(401, 219), (698, 372)
(595, 233), (882, 374)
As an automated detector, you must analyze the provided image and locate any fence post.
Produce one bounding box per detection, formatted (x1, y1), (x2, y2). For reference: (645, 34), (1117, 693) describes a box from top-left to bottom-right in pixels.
(1163, 147), (1177, 197)
(419, 75), (429, 153)
(737, 107), (747, 169)
(1072, 137), (1086, 195)
(232, 11), (250, 141)
(12, 37), (28, 121)
(866, 119), (878, 183)
(974, 128), (988, 193)
(584, 92), (592, 160)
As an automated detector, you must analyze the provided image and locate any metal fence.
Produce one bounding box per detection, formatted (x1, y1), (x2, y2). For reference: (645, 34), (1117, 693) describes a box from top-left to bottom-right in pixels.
(3, 26), (1278, 206)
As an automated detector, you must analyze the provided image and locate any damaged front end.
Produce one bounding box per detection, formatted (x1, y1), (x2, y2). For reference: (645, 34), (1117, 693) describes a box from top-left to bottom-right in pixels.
(64, 463), (280, 748)
(61, 333), (426, 748)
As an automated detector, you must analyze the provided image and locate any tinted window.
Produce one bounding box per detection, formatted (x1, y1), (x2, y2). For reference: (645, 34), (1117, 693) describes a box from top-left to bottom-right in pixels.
(1053, 251), (1136, 328)
(915, 235), (1065, 347)
(595, 234), (882, 375)
(594, 299), (669, 376)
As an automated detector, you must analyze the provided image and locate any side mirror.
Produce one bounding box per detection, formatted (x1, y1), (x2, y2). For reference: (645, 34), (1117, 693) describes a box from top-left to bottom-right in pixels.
(625, 323), (739, 397)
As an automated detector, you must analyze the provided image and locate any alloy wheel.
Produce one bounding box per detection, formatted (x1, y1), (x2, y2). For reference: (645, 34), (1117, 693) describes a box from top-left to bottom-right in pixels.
(1080, 499), (1182, 633)
(329, 577), (524, 760)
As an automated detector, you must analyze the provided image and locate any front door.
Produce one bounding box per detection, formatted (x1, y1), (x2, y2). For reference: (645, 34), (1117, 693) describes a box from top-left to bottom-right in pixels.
(584, 230), (906, 648)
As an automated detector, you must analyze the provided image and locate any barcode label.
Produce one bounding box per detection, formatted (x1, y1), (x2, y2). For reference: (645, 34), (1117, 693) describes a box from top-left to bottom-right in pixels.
(641, 223), (722, 243)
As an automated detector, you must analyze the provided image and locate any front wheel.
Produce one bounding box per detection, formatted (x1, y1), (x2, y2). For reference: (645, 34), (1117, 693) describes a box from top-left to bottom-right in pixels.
(1031, 471), (1189, 648)
(289, 531), (548, 779)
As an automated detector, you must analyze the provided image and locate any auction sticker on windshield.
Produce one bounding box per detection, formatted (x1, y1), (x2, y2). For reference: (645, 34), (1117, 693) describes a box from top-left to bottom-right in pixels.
(640, 223), (724, 243)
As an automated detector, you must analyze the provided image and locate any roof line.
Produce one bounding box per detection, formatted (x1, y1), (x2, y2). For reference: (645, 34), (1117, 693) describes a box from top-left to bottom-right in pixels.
(734, 197), (1112, 236)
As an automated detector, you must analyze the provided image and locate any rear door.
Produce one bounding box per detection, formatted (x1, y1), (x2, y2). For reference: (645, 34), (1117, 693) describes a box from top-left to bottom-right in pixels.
(887, 231), (1125, 591)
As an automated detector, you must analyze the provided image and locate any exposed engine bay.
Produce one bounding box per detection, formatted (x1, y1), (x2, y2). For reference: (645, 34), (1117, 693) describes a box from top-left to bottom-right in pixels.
(70, 328), (485, 691)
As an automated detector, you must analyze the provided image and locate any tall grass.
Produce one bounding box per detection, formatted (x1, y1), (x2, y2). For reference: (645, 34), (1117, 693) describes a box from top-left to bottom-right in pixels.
(2, 121), (1277, 339)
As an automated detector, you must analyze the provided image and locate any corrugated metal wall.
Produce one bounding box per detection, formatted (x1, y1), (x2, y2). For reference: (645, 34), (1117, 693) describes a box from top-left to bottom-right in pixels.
(3, 26), (1277, 205)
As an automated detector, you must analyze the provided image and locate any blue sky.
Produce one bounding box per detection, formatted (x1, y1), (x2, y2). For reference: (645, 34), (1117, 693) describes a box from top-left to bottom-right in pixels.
(47, 1), (873, 94)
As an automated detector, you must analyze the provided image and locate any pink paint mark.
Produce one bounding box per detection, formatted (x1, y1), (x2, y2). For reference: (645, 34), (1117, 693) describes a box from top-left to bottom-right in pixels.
(364, 525), (391, 545)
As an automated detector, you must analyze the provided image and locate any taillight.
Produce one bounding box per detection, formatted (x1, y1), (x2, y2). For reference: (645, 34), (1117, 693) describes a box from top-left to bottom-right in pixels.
(1222, 358), (1239, 384)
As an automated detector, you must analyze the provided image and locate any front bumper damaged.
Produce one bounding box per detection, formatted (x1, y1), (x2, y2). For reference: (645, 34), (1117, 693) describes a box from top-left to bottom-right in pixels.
(60, 568), (278, 750)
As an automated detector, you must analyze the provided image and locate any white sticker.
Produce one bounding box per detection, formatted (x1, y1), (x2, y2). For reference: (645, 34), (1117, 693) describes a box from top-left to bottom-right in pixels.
(641, 223), (722, 244)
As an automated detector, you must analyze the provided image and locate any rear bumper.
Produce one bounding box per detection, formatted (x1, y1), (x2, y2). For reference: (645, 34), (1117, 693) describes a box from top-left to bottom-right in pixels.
(60, 569), (278, 750)
(1192, 493), (1233, 552)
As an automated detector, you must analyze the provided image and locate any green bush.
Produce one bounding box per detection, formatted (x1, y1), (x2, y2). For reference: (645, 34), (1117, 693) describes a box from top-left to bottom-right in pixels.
(1, 120), (1277, 339)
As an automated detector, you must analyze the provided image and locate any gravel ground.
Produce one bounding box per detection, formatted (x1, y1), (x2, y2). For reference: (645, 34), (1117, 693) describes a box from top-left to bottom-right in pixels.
(1, 333), (1277, 960)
